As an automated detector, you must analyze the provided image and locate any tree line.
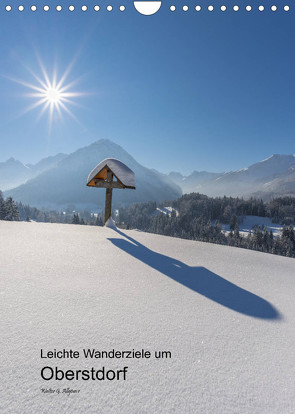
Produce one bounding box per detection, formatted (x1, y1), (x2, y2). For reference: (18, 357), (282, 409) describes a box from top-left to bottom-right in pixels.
(1, 190), (295, 258)
(117, 194), (295, 258)
(0, 190), (103, 226)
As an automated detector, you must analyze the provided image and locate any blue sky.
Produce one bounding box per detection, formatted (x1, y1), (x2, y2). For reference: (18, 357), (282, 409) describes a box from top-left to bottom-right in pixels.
(0, 4), (294, 174)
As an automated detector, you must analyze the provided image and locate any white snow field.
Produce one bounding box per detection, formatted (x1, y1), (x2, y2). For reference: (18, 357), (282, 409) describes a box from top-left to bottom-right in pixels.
(0, 221), (294, 414)
(220, 216), (283, 237)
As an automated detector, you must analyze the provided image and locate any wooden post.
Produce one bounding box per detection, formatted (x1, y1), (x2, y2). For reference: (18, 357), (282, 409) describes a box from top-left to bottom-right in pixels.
(87, 160), (135, 225)
(104, 168), (113, 224)
(104, 187), (113, 224)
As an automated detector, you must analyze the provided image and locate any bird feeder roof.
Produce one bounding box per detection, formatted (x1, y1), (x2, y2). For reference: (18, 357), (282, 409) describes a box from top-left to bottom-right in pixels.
(86, 158), (135, 189)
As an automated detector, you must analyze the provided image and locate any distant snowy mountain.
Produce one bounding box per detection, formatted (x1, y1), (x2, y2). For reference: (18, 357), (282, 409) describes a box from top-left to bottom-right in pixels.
(169, 154), (295, 199)
(3, 148), (295, 205)
(168, 171), (220, 194)
(27, 153), (67, 176)
(252, 158), (295, 199)
(0, 153), (67, 191)
(0, 158), (31, 191)
(5, 140), (181, 208)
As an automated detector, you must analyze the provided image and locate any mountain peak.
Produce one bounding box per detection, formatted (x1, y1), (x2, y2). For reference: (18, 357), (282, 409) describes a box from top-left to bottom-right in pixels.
(260, 154), (295, 163)
(5, 140), (181, 208)
(2, 157), (27, 168)
(90, 138), (118, 147)
(6, 157), (19, 164)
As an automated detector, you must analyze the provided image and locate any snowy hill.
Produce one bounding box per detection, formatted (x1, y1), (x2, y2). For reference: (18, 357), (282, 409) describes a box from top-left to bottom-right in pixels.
(5, 140), (181, 208)
(169, 154), (295, 198)
(1, 221), (294, 413)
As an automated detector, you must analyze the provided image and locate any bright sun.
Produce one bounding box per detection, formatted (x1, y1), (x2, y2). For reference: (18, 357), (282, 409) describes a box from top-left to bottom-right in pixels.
(45, 87), (62, 104)
(7, 56), (85, 129)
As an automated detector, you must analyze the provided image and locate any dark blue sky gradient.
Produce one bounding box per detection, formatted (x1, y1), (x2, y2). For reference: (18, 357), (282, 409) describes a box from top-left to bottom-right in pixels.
(0, 4), (294, 174)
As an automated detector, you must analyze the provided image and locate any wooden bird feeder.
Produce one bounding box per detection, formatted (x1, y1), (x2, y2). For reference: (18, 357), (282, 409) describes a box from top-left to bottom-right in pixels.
(87, 158), (135, 225)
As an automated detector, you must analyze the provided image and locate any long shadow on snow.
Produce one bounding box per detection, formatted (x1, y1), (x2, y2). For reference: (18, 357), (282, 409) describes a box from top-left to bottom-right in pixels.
(108, 229), (281, 320)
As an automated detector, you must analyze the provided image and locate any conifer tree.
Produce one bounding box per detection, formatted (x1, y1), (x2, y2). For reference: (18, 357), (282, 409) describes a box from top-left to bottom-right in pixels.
(95, 216), (103, 226)
(0, 191), (6, 220)
(72, 213), (80, 224)
(4, 197), (19, 221)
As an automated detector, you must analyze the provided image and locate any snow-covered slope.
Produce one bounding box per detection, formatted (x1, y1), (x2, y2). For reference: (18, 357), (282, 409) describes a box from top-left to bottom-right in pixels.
(0, 222), (294, 414)
(220, 215), (283, 237)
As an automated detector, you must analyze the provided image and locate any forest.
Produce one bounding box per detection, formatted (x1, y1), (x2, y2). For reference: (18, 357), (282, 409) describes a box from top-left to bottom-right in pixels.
(1, 190), (295, 258)
(117, 194), (295, 258)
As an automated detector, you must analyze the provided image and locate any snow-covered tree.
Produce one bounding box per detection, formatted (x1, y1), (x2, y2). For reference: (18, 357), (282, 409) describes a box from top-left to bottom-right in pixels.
(2, 196), (19, 221)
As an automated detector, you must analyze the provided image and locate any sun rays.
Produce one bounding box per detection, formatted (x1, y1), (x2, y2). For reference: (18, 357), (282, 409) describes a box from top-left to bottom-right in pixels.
(5, 55), (87, 131)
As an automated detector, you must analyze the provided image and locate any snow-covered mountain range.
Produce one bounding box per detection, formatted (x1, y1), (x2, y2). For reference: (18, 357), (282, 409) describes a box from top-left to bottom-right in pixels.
(3, 140), (181, 208)
(0, 153), (67, 191)
(2, 142), (295, 208)
(169, 154), (295, 199)
(168, 171), (220, 194)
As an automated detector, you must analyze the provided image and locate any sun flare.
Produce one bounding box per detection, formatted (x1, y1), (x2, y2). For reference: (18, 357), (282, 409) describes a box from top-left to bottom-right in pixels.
(45, 87), (62, 104)
(7, 56), (86, 129)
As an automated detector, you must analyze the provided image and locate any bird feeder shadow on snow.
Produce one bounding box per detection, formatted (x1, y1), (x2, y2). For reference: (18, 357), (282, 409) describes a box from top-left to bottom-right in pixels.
(108, 229), (282, 320)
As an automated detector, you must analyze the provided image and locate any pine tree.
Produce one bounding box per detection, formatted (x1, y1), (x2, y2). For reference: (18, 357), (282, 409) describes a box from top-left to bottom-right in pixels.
(230, 215), (238, 231)
(72, 213), (80, 224)
(234, 224), (240, 245)
(4, 197), (19, 221)
(95, 216), (103, 226)
(0, 191), (6, 220)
